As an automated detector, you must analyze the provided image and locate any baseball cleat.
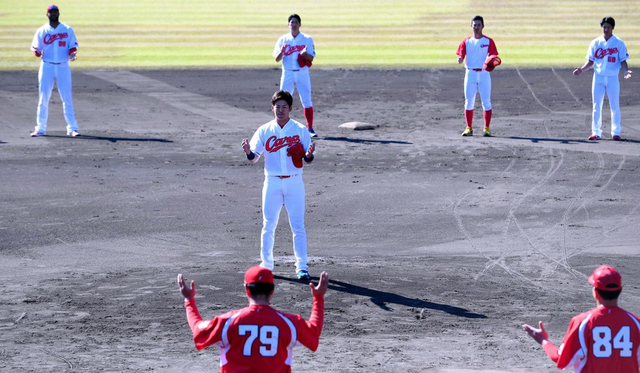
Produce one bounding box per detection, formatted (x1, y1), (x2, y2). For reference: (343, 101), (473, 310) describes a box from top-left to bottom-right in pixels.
(588, 135), (601, 141)
(483, 127), (491, 137)
(308, 128), (318, 138)
(612, 135), (622, 141)
(296, 270), (311, 281)
(461, 127), (473, 136)
(67, 130), (81, 137)
(30, 130), (46, 137)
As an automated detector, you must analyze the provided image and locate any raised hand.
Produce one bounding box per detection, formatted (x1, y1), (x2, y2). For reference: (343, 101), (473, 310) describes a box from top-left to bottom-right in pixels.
(310, 271), (329, 297)
(242, 138), (251, 155)
(177, 273), (196, 300)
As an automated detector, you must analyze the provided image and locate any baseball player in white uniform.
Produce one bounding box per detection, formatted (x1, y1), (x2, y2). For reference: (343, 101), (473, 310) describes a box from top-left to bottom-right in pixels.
(30, 4), (80, 137)
(242, 90), (316, 281)
(273, 14), (317, 138)
(456, 15), (499, 137)
(574, 17), (632, 141)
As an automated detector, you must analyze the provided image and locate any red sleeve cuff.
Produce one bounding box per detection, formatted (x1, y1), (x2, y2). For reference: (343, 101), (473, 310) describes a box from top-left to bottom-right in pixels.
(68, 48), (77, 55)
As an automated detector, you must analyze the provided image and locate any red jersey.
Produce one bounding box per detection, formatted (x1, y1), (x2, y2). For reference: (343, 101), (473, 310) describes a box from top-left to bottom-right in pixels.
(543, 306), (640, 372)
(184, 296), (324, 373)
(456, 35), (498, 70)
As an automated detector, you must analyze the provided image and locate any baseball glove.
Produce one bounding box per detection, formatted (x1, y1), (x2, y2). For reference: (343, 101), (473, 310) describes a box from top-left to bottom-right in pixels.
(297, 54), (312, 68)
(484, 55), (502, 72)
(287, 143), (305, 168)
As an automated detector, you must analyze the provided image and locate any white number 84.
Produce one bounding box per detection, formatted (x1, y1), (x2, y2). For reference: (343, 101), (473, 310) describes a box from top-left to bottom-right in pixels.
(238, 325), (280, 357)
(592, 326), (633, 358)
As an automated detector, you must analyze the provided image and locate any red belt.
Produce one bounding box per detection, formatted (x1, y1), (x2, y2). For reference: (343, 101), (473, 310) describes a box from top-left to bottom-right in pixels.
(276, 175), (292, 179)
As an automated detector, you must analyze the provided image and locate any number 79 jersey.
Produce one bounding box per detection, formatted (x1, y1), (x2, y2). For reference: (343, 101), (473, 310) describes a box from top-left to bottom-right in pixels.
(184, 299), (324, 373)
(556, 306), (640, 372)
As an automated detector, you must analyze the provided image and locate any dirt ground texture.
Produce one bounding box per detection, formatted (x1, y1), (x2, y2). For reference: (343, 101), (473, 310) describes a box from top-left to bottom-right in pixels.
(1, 67), (640, 372)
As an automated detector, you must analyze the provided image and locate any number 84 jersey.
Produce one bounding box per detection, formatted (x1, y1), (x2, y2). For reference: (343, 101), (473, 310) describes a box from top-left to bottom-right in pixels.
(184, 299), (324, 373)
(555, 306), (640, 372)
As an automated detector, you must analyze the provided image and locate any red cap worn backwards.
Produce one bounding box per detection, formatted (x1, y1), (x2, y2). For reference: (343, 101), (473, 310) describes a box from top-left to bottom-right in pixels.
(588, 265), (622, 291)
(244, 266), (274, 285)
(47, 4), (59, 12)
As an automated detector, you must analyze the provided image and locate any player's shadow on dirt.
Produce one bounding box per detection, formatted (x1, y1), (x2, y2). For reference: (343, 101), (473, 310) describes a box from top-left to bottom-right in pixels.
(43, 134), (173, 143)
(274, 275), (486, 319)
(509, 136), (593, 144)
(508, 136), (640, 144)
(321, 136), (412, 145)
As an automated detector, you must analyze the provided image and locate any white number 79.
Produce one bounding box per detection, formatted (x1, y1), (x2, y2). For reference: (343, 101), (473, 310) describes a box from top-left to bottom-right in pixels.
(238, 325), (280, 357)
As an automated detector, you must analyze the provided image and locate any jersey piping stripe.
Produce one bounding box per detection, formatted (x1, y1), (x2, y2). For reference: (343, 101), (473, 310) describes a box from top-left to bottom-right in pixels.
(220, 312), (240, 367)
(574, 312), (592, 372)
(276, 311), (297, 366)
(627, 312), (640, 366)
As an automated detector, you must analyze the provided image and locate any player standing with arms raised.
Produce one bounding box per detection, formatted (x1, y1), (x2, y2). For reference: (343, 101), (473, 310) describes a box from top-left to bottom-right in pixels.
(273, 14), (318, 138)
(30, 5), (81, 137)
(523, 265), (640, 372)
(177, 266), (328, 372)
(574, 17), (632, 141)
(241, 90), (316, 281)
(456, 15), (499, 137)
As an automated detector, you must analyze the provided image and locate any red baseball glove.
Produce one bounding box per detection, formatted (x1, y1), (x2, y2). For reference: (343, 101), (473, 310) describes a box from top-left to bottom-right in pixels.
(484, 55), (502, 72)
(287, 143), (305, 168)
(297, 54), (312, 68)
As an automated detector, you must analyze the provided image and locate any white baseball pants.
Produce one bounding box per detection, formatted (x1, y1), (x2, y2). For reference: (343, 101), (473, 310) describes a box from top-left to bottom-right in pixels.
(464, 69), (492, 111)
(35, 61), (79, 134)
(280, 68), (313, 108)
(592, 74), (621, 137)
(260, 174), (308, 272)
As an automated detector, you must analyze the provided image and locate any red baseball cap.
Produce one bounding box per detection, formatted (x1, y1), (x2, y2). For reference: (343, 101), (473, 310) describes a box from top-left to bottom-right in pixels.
(588, 265), (622, 291)
(244, 266), (274, 285)
(47, 5), (59, 12)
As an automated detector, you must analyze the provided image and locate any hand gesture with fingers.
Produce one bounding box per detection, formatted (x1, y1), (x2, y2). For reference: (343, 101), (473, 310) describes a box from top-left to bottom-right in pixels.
(624, 70), (633, 79)
(522, 321), (549, 345)
(306, 142), (315, 158)
(242, 138), (252, 155)
(310, 271), (329, 297)
(177, 273), (196, 300)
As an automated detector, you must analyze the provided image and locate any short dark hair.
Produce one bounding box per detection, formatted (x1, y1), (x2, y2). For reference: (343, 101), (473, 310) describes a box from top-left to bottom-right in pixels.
(596, 285), (621, 300)
(246, 282), (274, 297)
(600, 17), (615, 29)
(288, 14), (301, 24)
(472, 15), (484, 26)
(271, 90), (293, 107)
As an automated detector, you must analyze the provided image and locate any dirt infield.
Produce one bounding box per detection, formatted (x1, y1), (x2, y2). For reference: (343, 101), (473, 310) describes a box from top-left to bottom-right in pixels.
(1, 68), (640, 372)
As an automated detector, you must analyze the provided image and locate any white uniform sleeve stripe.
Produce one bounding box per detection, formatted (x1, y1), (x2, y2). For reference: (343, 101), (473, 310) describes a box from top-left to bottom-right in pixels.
(571, 313), (592, 372)
(221, 312), (239, 348)
(627, 312), (640, 333)
(276, 312), (297, 365)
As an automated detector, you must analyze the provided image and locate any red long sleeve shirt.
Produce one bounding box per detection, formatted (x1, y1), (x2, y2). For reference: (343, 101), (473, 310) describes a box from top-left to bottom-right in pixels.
(184, 295), (324, 373)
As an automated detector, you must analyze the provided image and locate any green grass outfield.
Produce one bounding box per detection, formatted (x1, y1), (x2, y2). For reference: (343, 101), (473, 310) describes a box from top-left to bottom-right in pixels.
(1, 0), (638, 69)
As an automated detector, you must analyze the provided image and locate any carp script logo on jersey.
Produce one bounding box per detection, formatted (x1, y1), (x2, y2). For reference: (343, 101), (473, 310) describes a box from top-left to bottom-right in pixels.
(266, 135), (300, 153)
(283, 45), (305, 56)
(44, 33), (69, 45)
(595, 47), (619, 59)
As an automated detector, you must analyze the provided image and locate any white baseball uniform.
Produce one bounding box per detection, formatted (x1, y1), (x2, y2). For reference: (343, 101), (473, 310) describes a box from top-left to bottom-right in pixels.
(586, 34), (629, 137)
(31, 22), (79, 135)
(249, 118), (312, 272)
(457, 35), (498, 111)
(273, 32), (315, 109)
